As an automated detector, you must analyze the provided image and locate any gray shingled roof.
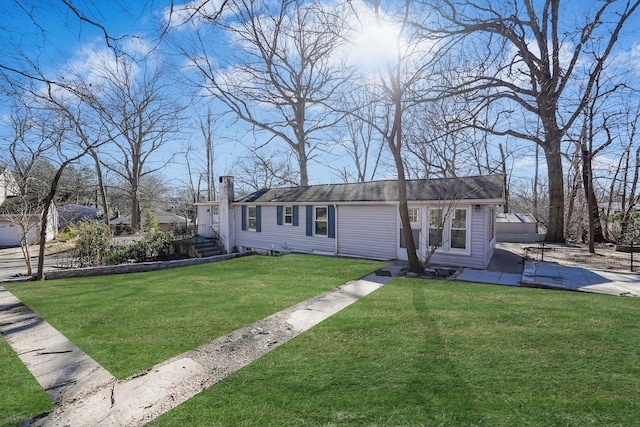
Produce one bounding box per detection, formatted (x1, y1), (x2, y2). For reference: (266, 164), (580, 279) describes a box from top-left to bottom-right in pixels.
(235, 175), (504, 204)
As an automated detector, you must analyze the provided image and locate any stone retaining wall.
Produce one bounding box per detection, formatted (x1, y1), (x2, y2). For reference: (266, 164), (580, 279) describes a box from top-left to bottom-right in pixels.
(42, 252), (251, 281)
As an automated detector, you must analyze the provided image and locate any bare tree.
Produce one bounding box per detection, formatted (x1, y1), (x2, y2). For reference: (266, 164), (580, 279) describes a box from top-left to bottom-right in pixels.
(332, 112), (386, 184)
(232, 149), (300, 194)
(198, 105), (218, 201)
(428, 0), (640, 242)
(338, 1), (451, 273)
(88, 57), (184, 232)
(606, 100), (640, 241)
(5, 79), (111, 280)
(179, 0), (351, 185)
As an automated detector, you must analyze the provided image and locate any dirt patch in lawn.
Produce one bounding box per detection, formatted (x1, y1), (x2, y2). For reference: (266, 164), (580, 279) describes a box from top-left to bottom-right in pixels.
(521, 242), (638, 273)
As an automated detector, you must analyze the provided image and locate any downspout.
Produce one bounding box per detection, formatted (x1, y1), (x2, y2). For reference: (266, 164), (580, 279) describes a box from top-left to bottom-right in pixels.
(334, 204), (338, 255)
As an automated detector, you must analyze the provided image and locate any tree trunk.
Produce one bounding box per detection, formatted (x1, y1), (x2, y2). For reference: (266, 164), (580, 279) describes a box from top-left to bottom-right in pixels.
(544, 139), (565, 242)
(20, 239), (32, 277)
(388, 96), (421, 274)
(297, 142), (309, 186)
(131, 191), (141, 233)
(565, 164), (581, 240)
(533, 144), (539, 226)
(581, 150), (605, 249)
(498, 143), (508, 213)
(36, 167), (66, 280)
(91, 150), (110, 225)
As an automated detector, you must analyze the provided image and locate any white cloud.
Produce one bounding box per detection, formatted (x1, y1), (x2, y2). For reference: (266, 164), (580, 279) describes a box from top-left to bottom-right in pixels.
(163, 0), (227, 30)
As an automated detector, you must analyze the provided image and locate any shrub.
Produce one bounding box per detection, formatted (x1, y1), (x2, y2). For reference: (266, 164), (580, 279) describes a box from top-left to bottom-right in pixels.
(104, 230), (174, 265)
(135, 230), (173, 261)
(104, 246), (135, 265)
(143, 210), (158, 231)
(75, 221), (110, 267)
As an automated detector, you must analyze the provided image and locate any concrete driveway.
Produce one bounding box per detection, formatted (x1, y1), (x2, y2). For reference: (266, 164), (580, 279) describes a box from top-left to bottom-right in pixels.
(0, 246), (59, 281)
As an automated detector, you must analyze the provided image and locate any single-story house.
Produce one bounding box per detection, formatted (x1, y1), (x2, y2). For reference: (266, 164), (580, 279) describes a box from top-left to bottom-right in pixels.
(0, 197), (58, 247)
(110, 211), (191, 234)
(196, 175), (504, 269)
(57, 204), (98, 229)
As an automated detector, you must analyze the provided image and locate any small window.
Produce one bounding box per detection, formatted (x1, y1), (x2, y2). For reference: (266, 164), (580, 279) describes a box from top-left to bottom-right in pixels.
(315, 206), (328, 236)
(284, 206), (293, 224)
(212, 207), (219, 216)
(408, 208), (419, 224)
(451, 208), (467, 249)
(429, 208), (443, 247)
(248, 206), (257, 231)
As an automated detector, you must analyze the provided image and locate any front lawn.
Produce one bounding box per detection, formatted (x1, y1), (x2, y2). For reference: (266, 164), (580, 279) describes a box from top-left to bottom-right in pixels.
(4, 254), (384, 380)
(150, 280), (640, 426)
(0, 337), (54, 427)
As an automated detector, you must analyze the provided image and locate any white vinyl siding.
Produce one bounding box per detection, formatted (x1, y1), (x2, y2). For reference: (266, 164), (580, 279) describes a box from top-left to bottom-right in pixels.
(338, 205), (396, 260)
(232, 202), (493, 269)
(234, 205), (334, 253)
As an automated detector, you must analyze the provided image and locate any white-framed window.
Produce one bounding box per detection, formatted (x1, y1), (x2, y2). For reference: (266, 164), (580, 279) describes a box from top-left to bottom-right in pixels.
(315, 206), (328, 236)
(248, 206), (257, 231)
(284, 206), (293, 224)
(428, 208), (443, 247)
(450, 208), (467, 250)
(408, 208), (419, 224)
(212, 206), (219, 216)
(400, 207), (421, 249)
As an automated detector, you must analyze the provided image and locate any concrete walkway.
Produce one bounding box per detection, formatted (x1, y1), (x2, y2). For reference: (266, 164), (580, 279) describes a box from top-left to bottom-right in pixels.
(457, 260), (640, 298)
(1, 266), (401, 426)
(521, 260), (640, 297)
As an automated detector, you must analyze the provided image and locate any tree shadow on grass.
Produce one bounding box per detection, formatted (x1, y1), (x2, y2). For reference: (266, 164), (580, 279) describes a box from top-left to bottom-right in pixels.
(411, 284), (480, 423)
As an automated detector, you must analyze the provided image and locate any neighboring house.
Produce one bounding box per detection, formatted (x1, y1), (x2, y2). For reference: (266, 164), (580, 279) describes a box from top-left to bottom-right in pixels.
(0, 168), (19, 205)
(1, 169), (58, 247)
(110, 211), (191, 233)
(197, 175), (504, 269)
(495, 213), (544, 243)
(57, 204), (98, 229)
(0, 197), (58, 247)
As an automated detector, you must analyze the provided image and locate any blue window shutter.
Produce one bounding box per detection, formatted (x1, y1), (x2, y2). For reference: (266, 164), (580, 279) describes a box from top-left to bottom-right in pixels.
(276, 206), (283, 225)
(256, 206), (262, 232)
(241, 206), (247, 231)
(328, 205), (336, 238)
(293, 206), (299, 226)
(306, 205), (313, 236)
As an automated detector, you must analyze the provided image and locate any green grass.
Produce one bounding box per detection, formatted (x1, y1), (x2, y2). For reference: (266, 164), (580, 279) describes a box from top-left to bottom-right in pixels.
(0, 337), (54, 427)
(150, 279), (640, 427)
(5, 256), (640, 426)
(3, 255), (383, 380)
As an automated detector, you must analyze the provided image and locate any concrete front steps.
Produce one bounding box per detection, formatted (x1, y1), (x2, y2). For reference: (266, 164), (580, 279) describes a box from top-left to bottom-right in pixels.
(172, 236), (224, 258)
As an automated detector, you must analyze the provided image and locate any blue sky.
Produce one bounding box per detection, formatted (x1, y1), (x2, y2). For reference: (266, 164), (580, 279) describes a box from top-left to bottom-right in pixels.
(2, 0), (640, 194)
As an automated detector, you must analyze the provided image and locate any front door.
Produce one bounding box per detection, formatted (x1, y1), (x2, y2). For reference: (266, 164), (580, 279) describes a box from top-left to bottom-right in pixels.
(397, 206), (422, 261)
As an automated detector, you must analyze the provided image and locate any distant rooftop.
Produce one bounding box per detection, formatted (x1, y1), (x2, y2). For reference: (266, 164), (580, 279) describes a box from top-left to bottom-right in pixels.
(496, 213), (537, 223)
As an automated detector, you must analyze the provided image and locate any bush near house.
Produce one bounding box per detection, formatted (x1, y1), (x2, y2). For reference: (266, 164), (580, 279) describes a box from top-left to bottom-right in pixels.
(68, 221), (175, 266)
